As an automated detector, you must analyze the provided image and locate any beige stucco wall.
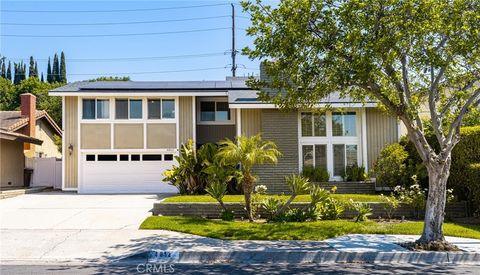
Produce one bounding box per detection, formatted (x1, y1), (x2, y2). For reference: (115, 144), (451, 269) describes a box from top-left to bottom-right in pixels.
(179, 96), (193, 144)
(0, 139), (25, 187)
(366, 108), (399, 171)
(81, 124), (111, 149)
(241, 109), (262, 137)
(64, 97), (78, 189)
(147, 124), (176, 148)
(35, 119), (61, 158)
(114, 124), (144, 149)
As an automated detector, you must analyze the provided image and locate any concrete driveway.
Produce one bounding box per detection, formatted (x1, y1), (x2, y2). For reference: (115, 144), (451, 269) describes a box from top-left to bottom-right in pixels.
(0, 191), (196, 264)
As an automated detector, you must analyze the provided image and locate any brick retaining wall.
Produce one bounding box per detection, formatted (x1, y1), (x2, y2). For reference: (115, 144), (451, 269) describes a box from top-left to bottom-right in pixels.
(152, 201), (468, 219)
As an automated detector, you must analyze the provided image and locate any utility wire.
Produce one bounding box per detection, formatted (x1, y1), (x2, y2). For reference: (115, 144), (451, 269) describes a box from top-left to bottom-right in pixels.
(8, 52), (227, 62)
(1, 3), (229, 13)
(2, 15), (231, 26)
(2, 27), (229, 38)
(13, 67), (231, 76)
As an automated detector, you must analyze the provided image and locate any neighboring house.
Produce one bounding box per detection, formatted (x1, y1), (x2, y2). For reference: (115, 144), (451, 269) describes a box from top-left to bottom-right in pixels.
(0, 93), (62, 188)
(49, 77), (399, 194)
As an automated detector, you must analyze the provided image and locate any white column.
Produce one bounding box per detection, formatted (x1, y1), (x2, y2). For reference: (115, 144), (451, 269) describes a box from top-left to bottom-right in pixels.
(236, 108), (241, 137)
(361, 108), (368, 172)
(192, 96), (196, 144)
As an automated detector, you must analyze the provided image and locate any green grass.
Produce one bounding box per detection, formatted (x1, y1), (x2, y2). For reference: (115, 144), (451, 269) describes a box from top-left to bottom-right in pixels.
(162, 194), (382, 203)
(140, 216), (480, 240)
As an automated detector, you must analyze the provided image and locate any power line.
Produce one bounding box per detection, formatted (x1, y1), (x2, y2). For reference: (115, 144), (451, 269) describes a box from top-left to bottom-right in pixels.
(17, 67), (230, 76)
(2, 27), (229, 38)
(1, 3), (229, 13)
(8, 52), (227, 62)
(2, 15), (231, 26)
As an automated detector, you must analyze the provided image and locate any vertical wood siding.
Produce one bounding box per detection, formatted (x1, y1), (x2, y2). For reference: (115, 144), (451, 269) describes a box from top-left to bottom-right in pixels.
(64, 96), (78, 189)
(241, 109), (262, 137)
(179, 96), (193, 145)
(366, 108), (399, 170)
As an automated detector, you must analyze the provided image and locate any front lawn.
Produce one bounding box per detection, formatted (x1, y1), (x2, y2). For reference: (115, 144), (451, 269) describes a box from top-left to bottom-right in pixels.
(140, 216), (480, 240)
(162, 194), (382, 203)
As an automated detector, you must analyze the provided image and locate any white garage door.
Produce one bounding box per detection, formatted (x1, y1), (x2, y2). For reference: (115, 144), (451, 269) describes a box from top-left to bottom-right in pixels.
(80, 153), (178, 193)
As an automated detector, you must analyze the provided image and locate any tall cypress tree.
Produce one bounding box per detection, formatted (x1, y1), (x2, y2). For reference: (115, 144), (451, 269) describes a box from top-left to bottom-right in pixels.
(29, 56), (36, 78)
(52, 53), (59, 82)
(47, 57), (52, 83)
(60, 51), (66, 83)
(6, 61), (12, 81)
(41, 72), (44, 82)
(34, 61), (39, 79)
(13, 62), (19, 85)
(1, 60), (5, 78)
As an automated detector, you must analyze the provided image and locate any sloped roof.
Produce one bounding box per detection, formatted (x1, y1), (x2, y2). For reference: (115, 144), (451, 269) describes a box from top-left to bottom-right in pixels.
(0, 130), (43, 145)
(0, 110), (62, 136)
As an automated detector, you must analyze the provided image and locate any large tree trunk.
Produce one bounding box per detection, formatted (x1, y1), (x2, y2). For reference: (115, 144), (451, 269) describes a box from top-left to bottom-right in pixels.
(417, 158), (451, 244)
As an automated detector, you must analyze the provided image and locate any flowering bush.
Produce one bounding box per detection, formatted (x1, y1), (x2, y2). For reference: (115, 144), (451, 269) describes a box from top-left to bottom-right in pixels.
(380, 194), (400, 219)
(255, 185), (268, 195)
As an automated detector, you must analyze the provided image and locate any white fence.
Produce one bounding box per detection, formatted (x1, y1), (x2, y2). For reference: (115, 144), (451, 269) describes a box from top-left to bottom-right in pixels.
(25, 157), (62, 189)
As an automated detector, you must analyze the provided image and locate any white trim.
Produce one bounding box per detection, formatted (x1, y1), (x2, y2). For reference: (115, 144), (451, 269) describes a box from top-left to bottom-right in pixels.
(236, 108), (241, 136)
(192, 96), (196, 144)
(196, 97), (236, 125)
(61, 96), (65, 190)
(62, 188), (78, 191)
(230, 102), (378, 109)
(175, 96), (180, 149)
(77, 96), (82, 192)
(50, 91), (229, 97)
(361, 108), (368, 172)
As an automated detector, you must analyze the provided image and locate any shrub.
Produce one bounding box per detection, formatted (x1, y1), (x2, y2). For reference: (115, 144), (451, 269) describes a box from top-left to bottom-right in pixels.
(205, 181), (228, 211)
(349, 199), (373, 222)
(319, 198), (344, 220)
(262, 196), (284, 221)
(302, 165), (329, 182)
(393, 176), (426, 219)
(220, 210), (235, 221)
(344, 164), (367, 182)
(373, 143), (409, 187)
(380, 194), (400, 219)
(275, 175), (311, 216)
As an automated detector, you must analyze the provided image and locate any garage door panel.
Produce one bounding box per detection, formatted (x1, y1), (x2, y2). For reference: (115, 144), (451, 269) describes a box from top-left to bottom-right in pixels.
(80, 153), (178, 193)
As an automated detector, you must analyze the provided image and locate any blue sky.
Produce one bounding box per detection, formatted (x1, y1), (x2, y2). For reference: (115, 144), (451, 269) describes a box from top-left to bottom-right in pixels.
(1, 0), (271, 82)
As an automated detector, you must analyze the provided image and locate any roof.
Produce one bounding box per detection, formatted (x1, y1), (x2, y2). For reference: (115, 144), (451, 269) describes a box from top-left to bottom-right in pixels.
(0, 110), (62, 136)
(0, 130), (43, 145)
(228, 90), (377, 108)
(50, 80), (251, 94)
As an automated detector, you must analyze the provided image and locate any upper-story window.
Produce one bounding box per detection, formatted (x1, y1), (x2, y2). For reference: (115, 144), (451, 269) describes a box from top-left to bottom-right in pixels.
(115, 99), (142, 119)
(301, 112), (326, 137)
(148, 99), (175, 119)
(82, 99), (109, 119)
(200, 101), (231, 122)
(332, 112), (356, 136)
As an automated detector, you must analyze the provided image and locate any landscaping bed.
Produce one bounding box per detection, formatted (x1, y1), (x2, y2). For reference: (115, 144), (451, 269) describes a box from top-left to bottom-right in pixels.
(162, 194), (383, 203)
(152, 201), (468, 219)
(140, 216), (480, 241)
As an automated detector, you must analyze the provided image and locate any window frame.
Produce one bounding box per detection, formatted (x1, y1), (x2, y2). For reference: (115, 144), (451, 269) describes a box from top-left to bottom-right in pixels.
(82, 98), (111, 120)
(196, 97), (235, 125)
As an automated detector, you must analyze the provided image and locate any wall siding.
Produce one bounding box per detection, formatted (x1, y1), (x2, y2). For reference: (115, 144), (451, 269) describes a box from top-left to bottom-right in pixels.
(64, 96), (78, 189)
(0, 140), (25, 187)
(241, 109), (262, 137)
(81, 124), (111, 149)
(366, 108), (399, 170)
(255, 110), (299, 193)
(179, 96), (193, 145)
(196, 125), (236, 145)
(114, 124), (144, 149)
(147, 124), (176, 148)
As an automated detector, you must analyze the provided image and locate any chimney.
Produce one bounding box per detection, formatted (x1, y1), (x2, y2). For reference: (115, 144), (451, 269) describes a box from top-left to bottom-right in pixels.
(20, 93), (36, 153)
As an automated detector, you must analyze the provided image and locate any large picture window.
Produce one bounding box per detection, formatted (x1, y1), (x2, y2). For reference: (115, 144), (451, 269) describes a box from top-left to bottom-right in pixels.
(82, 99), (110, 119)
(333, 144), (358, 176)
(301, 112), (326, 137)
(332, 112), (356, 136)
(199, 100), (232, 122)
(302, 144), (327, 170)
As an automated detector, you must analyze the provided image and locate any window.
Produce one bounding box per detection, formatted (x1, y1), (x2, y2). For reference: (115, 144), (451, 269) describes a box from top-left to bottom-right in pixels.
(97, 154), (117, 161)
(96, 99), (110, 119)
(162, 99), (175, 119)
(302, 144), (327, 170)
(116, 99), (142, 119)
(164, 154), (174, 161)
(119, 154), (129, 161)
(200, 101), (231, 122)
(301, 112), (326, 137)
(86, 154), (95, 161)
(332, 112), (356, 136)
(333, 144), (358, 177)
(142, 154), (162, 161)
(148, 99), (161, 119)
(115, 99), (128, 119)
(130, 99), (142, 119)
(83, 99), (110, 119)
(131, 154), (140, 161)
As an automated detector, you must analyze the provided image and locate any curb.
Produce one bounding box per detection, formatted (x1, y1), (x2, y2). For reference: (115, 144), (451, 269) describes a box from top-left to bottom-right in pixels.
(118, 250), (480, 265)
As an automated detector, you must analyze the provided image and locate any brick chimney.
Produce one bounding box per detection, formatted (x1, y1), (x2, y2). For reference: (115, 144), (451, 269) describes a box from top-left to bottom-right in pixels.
(20, 93), (36, 153)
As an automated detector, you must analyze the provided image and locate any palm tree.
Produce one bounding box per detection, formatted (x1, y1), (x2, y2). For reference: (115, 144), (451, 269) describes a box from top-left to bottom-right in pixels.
(217, 134), (281, 221)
